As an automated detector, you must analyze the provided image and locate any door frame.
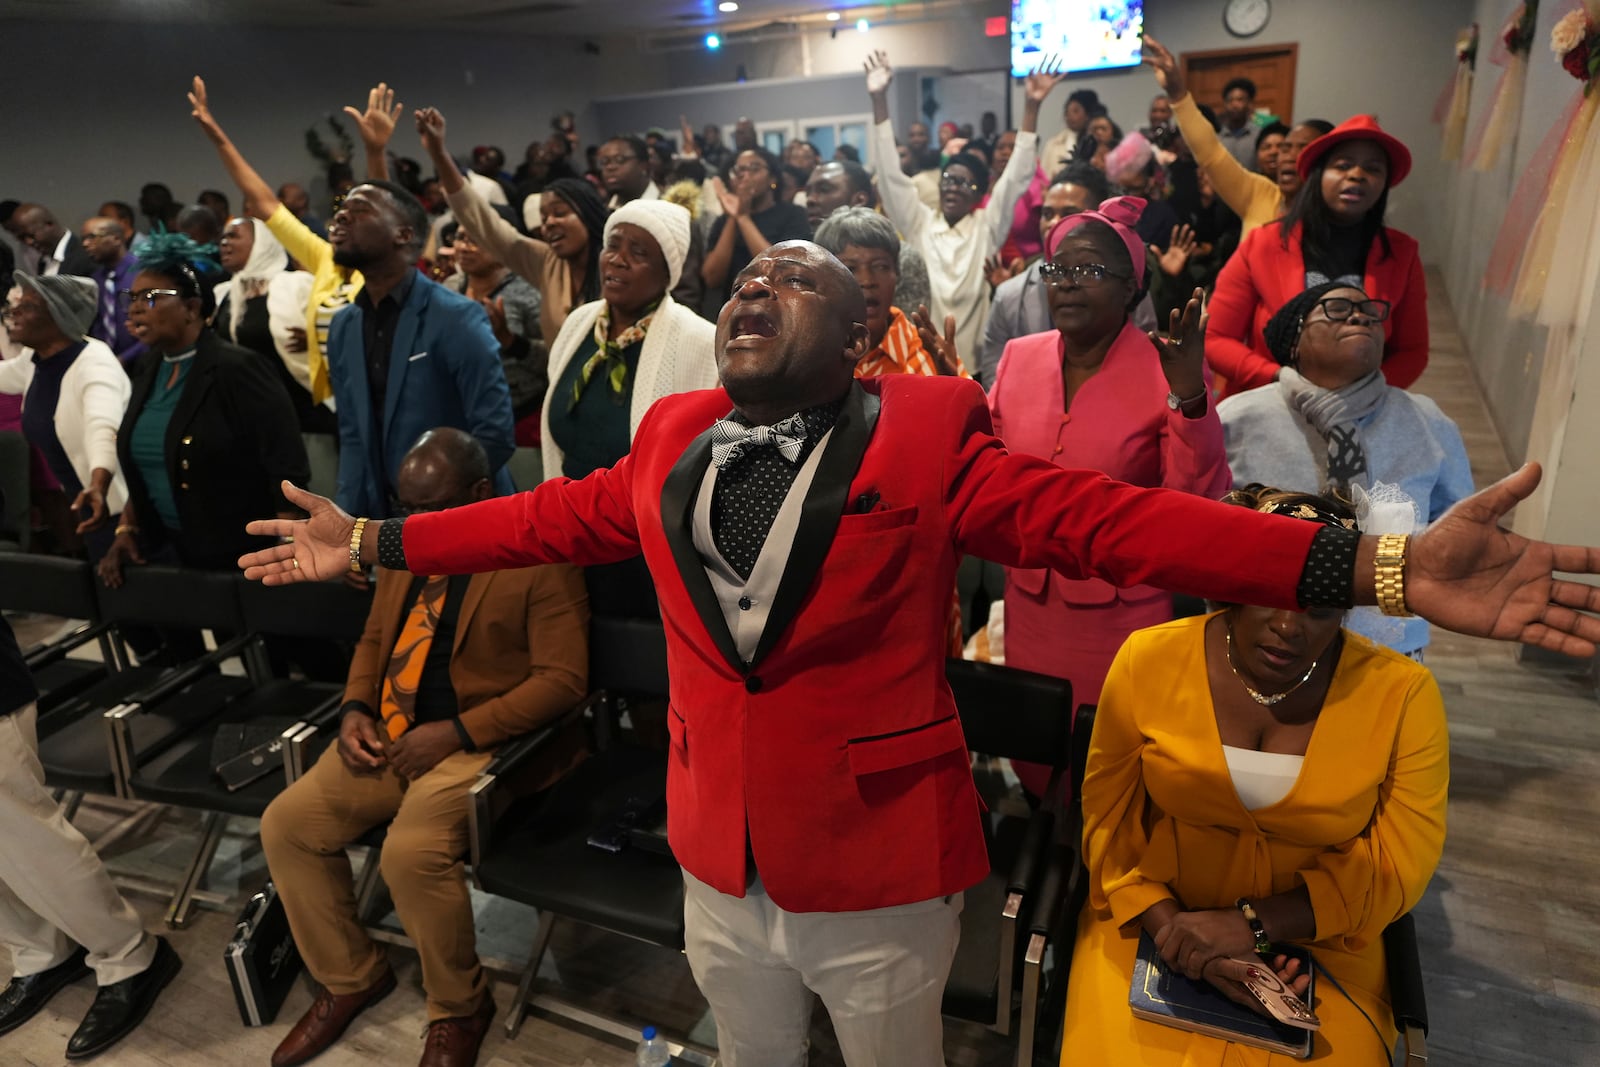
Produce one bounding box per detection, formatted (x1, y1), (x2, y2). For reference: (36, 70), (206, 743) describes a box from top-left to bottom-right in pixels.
(1180, 42), (1299, 124)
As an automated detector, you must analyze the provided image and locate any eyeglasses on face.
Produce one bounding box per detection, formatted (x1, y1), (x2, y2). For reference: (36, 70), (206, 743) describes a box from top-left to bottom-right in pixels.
(596, 154), (638, 168)
(939, 173), (980, 192)
(1039, 262), (1127, 287)
(1311, 296), (1391, 323)
(730, 163), (769, 178)
(119, 288), (182, 308)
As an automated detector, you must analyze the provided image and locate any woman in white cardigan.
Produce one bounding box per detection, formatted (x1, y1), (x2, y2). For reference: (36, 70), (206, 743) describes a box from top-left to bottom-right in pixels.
(0, 273), (131, 557)
(540, 198), (717, 614)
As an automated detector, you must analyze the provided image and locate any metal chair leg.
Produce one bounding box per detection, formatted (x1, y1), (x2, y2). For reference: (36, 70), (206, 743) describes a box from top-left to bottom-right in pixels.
(59, 790), (83, 822)
(505, 910), (557, 1038)
(1016, 931), (1048, 1067)
(165, 811), (227, 928)
(1401, 1026), (1428, 1063)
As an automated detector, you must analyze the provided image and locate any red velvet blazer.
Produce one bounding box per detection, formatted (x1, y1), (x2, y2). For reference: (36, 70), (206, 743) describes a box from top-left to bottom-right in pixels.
(1206, 220), (1428, 396)
(402, 377), (1318, 913)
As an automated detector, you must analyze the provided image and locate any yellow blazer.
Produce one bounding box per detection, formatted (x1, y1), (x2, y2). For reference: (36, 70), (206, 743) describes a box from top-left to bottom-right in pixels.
(1063, 614), (1448, 1065)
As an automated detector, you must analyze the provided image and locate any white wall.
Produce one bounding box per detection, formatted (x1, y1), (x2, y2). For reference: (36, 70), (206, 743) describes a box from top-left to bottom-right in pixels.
(1, 20), (667, 227)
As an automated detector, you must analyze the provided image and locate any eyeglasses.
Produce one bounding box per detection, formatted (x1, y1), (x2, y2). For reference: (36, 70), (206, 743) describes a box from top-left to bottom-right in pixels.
(119, 288), (182, 308)
(939, 174), (980, 192)
(596, 154), (638, 168)
(1039, 262), (1128, 288)
(730, 162), (770, 178)
(1311, 297), (1391, 323)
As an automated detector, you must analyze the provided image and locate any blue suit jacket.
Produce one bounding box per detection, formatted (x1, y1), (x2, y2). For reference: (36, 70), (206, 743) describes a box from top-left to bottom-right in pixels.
(327, 271), (515, 516)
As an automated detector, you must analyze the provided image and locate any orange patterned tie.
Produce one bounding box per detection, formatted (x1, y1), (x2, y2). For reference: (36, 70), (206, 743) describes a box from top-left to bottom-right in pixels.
(379, 576), (449, 741)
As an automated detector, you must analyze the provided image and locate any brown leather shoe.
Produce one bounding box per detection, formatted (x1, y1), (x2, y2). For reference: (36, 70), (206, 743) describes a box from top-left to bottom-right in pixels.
(270, 969), (397, 1067)
(417, 995), (496, 1067)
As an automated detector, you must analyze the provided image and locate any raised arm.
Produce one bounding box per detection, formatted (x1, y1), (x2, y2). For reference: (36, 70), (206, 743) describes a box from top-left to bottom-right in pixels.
(864, 51), (931, 247)
(187, 76), (279, 219)
(343, 82), (404, 183)
(983, 58), (1059, 253)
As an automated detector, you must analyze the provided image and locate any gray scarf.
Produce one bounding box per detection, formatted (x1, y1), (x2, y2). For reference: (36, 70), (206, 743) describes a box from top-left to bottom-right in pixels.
(1277, 368), (1388, 492)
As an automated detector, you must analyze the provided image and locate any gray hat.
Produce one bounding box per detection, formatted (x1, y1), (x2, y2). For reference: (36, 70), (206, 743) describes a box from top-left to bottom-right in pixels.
(14, 271), (97, 339)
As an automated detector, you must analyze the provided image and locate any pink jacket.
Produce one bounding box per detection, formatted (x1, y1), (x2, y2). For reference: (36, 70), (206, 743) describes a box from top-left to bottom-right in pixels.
(989, 321), (1233, 608)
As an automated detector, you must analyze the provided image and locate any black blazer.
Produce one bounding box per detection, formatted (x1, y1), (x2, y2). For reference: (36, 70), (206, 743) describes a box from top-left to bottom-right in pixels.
(56, 233), (98, 278)
(117, 330), (310, 570)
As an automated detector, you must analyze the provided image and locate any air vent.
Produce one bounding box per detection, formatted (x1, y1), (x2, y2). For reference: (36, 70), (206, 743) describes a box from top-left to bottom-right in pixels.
(443, 1), (580, 18)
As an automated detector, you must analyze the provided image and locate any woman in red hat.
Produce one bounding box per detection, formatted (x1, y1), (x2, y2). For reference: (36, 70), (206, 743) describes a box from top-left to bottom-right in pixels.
(1204, 115), (1427, 397)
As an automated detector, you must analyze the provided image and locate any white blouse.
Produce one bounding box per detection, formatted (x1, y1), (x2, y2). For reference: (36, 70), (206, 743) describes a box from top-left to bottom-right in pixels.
(1223, 745), (1305, 811)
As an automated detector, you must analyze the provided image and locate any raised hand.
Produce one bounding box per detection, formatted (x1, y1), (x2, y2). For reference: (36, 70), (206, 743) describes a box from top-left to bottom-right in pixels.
(912, 304), (963, 376)
(864, 50), (893, 95)
(238, 482), (358, 585)
(1148, 287), (1208, 402)
(984, 252), (1013, 290)
(344, 81), (403, 150)
(187, 75), (226, 144)
(1023, 54), (1068, 104)
(414, 106), (448, 157)
(1157, 223), (1198, 277)
(1405, 464), (1600, 656)
(1141, 36), (1186, 100)
(679, 113), (699, 156)
(710, 177), (743, 219)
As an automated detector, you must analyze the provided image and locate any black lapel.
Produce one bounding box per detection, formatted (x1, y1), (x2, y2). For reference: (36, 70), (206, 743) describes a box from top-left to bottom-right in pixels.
(749, 382), (881, 669)
(658, 425), (747, 674)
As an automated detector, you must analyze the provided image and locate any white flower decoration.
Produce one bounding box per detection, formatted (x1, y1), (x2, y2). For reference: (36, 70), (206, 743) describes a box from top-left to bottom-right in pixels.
(1552, 9), (1590, 56)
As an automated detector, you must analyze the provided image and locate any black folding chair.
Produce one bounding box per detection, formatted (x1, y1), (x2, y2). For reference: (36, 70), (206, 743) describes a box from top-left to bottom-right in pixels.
(115, 578), (371, 926)
(1386, 912), (1429, 1063)
(940, 659), (1075, 1067)
(468, 616), (712, 1062)
(0, 554), (118, 717)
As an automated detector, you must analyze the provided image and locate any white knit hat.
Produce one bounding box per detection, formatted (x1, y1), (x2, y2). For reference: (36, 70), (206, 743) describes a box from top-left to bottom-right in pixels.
(604, 199), (691, 292)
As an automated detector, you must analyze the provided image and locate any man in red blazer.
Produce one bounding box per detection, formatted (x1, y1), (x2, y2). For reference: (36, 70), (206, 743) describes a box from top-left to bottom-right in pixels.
(241, 242), (1600, 1066)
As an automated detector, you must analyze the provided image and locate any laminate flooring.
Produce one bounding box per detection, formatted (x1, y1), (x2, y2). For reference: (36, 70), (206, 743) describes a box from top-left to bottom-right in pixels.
(3, 272), (1598, 1066)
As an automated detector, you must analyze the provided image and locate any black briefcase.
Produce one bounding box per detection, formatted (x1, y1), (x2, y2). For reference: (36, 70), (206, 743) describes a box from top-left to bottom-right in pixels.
(224, 882), (302, 1026)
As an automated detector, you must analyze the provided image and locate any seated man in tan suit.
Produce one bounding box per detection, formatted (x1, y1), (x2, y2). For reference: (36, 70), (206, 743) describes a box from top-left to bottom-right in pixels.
(260, 428), (589, 1067)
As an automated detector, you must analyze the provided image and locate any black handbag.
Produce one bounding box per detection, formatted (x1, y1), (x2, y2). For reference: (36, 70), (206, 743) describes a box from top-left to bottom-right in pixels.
(224, 882), (302, 1026)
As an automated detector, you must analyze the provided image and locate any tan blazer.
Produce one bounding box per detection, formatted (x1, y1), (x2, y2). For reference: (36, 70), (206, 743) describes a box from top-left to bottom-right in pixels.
(345, 563), (590, 787)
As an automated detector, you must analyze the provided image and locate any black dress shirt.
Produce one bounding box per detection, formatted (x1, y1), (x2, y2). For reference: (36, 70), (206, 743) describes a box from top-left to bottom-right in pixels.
(406, 573), (471, 725)
(354, 268), (419, 441)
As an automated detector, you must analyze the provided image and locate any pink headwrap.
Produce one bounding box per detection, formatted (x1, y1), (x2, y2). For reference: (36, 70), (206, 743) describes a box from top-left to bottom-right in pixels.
(1045, 195), (1148, 286)
(1104, 130), (1154, 181)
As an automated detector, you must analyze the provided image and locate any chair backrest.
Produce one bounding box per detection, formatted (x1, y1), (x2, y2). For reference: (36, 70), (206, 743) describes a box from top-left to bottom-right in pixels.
(946, 659), (1073, 770)
(237, 577), (373, 641)
(0, 431), (30, 550)
(95, 565), (244, 632)
(588, 616), (669, 698)
(0, 553), (99, 619)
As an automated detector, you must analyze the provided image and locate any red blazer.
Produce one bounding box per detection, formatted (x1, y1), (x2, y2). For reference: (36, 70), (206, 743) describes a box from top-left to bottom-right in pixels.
(1207, 221), (1428, 396)
(402, 378), (1319, 913)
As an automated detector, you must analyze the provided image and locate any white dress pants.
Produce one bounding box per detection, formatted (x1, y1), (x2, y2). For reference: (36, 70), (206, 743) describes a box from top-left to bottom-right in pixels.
(0, 703), (154, 985)
(683, 869), (962, 1067)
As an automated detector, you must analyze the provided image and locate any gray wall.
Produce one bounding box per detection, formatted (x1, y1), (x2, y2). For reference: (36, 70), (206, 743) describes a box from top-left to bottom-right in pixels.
(0, 20), (667, 227)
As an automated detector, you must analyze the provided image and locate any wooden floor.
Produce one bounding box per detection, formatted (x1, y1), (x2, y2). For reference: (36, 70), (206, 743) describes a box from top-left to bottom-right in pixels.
(4, 272), (1599, 1066)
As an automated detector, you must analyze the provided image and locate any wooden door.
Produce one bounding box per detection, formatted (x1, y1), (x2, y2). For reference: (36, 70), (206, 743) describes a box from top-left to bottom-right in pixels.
(1182, 43), (1298, 124)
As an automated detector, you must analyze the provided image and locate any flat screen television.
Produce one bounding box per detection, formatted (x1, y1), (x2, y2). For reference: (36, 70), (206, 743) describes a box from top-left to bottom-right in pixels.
(1010, 0), (1145, 77)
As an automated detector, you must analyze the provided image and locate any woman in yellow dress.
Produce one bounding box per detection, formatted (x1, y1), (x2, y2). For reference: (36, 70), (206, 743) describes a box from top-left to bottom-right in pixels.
(1063, 486), (1448, 1064)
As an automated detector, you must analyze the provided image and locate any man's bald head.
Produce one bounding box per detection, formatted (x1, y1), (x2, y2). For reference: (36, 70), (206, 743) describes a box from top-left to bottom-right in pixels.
(79, 216), (129, 266)
(396, 428), (493, 513)
(7, 203), (65, 252)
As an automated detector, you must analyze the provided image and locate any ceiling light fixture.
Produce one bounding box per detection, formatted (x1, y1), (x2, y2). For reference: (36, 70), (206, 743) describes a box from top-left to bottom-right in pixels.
(856, 17), (869, 31)
(826, 11), (841, 21)
(706, 32), (721, 48)
(718, 1), (739, 10)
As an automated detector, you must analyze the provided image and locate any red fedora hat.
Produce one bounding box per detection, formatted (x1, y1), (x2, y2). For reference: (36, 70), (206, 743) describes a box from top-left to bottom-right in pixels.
(1296, 114), (1413, 187)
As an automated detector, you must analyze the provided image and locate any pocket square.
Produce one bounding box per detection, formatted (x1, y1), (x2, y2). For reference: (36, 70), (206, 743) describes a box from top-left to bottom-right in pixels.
(408, 351), (429, 362)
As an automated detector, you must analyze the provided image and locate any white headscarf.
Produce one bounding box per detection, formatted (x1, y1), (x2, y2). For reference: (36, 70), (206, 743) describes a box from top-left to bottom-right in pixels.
(216, 218), (288, 337)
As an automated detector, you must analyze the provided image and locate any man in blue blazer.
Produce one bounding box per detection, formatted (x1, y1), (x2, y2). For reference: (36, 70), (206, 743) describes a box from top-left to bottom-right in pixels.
(325, 180), (514, 518)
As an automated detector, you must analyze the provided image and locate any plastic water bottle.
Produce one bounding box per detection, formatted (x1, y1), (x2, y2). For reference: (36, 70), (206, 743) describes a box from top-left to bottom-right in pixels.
(636, 1025), (672, 1066)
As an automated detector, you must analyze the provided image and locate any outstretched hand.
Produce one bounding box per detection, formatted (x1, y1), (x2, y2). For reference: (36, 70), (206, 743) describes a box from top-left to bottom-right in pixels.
(188, 75), (225, 143)
(238, 482), (358, 585)
(1023, 54), (1068, 104)
(864, 50), (893, 95)
(414, 107), (447, 156)
(1148, 287), (1208, 403)
(1141, 36), (1186, 100)
(1157, 224), (1198, 277)
(1406, 464), (1600, 657)
(344, 82), (402, 150)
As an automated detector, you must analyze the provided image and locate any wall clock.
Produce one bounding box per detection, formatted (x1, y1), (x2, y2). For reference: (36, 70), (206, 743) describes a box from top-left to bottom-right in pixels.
(1224, 0), (1271, 38)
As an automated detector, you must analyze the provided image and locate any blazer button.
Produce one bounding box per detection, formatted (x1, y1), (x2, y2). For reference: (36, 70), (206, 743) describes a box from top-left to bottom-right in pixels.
(180, 460), (190, 470)
(180, 482), (190, 490)
(737, 595), (752, 611)
(745, 675), (762, 694)
(182, 436), (193, 445)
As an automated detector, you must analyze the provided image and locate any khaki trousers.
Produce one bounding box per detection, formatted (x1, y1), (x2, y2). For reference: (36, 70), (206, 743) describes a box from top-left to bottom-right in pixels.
(0, 703), (155, 985)
(683, 870), (962, 1067)
(260, 743), (492, 1020)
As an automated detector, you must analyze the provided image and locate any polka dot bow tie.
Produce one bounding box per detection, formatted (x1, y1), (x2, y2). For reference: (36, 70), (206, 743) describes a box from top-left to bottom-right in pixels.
(709, 413), (808, 469)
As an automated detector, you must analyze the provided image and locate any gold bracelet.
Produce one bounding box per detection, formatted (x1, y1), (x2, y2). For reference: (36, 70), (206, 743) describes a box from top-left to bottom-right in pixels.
(1375, 533), (1414, 617)
(349, 517), (369, 574)
(114, 524), (138, 538)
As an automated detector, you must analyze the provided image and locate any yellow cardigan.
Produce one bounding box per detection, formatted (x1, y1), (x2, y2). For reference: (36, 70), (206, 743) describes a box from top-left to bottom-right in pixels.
(265, 204), (364, 403)
(1173, 94), (1286, 238)
(1063, 614), (1448, 1065)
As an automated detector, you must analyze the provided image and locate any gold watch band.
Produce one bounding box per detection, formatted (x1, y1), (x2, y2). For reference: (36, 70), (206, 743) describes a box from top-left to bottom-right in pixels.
(349, 517), (369, 574)
(1375, 533), (1414, 617)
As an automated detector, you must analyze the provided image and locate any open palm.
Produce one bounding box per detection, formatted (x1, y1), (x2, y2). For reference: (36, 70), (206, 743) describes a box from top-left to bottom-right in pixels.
(239, 482), (357, 585)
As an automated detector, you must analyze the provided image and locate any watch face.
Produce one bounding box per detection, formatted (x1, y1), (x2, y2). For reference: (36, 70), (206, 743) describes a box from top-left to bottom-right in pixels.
(1225, 0), (1271, 38)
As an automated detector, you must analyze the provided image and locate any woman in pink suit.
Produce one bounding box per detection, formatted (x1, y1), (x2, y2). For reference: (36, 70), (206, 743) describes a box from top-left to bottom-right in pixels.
(989, 197), (1231, 798)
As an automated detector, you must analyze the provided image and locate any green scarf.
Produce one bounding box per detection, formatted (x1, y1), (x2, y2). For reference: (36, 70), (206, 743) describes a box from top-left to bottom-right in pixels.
(569, 299), (661, 412)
